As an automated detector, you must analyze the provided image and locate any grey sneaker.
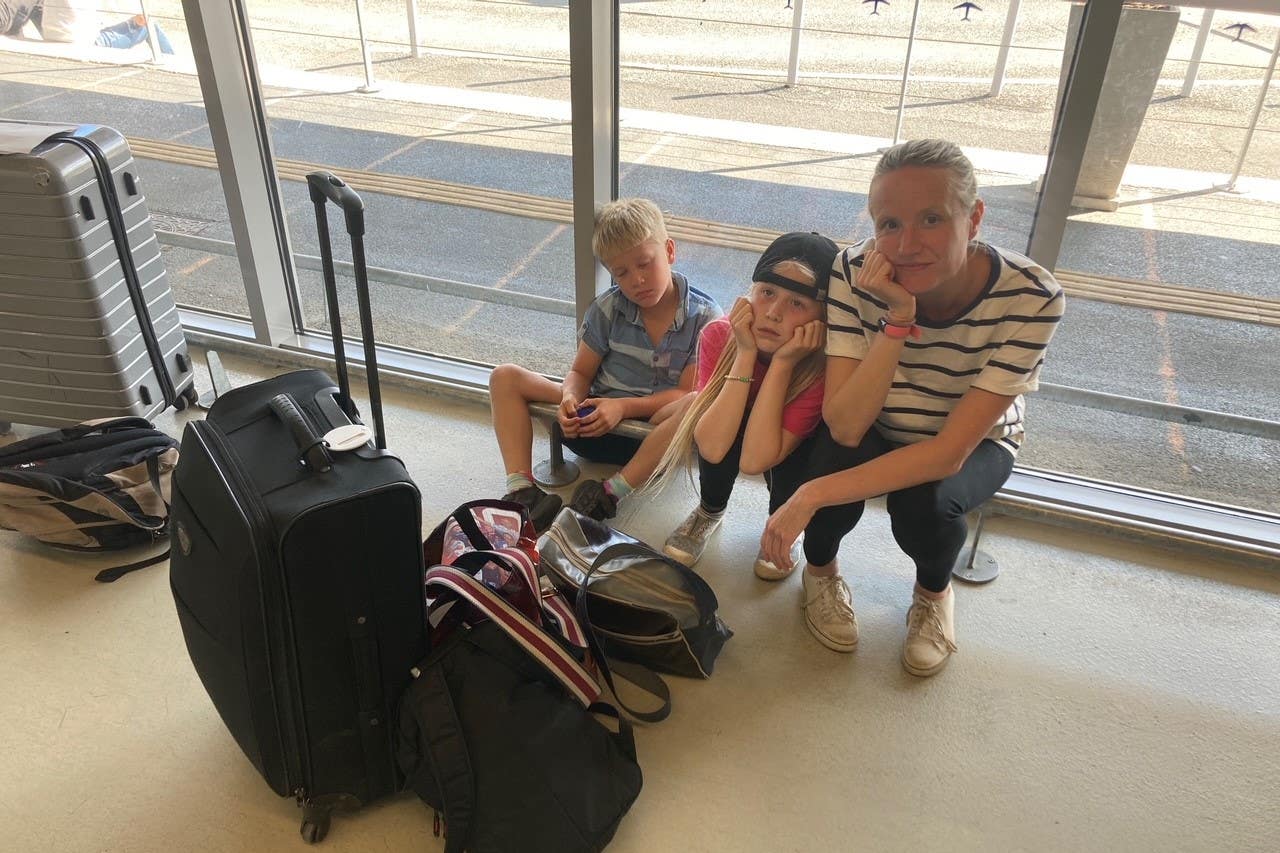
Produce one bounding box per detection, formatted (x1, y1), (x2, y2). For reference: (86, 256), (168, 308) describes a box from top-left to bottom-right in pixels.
(801, 570), (858, 652)
(902, 588), (957, 677)
(662, 504), (723, 567)
(501, 484), (562, 534)
(753, 534), (803, 581)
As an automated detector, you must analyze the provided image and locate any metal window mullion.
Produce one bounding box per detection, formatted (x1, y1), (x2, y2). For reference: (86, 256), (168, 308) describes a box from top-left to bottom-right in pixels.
(568, 0), (619, 326)
(1026, 0), (1123, 271)
(180, 0), (300, 347)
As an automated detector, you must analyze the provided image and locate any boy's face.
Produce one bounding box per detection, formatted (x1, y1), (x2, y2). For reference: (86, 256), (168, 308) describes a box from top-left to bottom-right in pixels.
(602, 238), (676, 309)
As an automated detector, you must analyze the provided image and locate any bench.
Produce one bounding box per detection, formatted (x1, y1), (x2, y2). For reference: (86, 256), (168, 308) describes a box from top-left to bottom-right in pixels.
(526, 401), (999, 583)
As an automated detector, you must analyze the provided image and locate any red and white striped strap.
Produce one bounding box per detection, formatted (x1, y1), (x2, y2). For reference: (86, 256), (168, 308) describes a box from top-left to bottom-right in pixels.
(425, 565), (600, 708)
(540, 591), (587, 649)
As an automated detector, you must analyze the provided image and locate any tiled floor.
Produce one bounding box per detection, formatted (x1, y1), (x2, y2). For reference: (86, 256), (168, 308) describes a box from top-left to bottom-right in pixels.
(2, 350), (1277, 852)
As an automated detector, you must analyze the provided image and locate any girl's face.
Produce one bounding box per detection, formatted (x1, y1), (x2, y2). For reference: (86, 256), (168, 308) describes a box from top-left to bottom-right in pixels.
(749, 275), (823, 355)
(868, 165), (984, 297)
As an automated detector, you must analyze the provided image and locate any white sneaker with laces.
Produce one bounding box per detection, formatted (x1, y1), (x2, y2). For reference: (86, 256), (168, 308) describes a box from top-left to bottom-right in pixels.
(662, 505), (723, 567)
(801, 570), (858, 652)
(753, 534), (803, 581)
(902, 587), (957, 677)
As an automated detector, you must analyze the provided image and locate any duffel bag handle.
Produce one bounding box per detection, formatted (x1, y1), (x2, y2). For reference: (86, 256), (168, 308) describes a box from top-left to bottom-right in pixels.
(588, 541), (723, 622)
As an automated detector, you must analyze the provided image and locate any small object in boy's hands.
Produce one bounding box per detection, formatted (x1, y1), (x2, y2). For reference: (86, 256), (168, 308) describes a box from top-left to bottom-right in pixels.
(576, 405), (596, 418)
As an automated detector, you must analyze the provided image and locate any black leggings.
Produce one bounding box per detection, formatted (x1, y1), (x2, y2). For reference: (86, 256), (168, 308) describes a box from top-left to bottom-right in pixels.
(696, 421), (813, 517)
(800, 423), (1013, 593)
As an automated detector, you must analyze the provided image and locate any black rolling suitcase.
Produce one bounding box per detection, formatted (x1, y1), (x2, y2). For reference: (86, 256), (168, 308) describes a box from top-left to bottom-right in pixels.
(169, 173), (426, 843)
(0, 120), (197, 429)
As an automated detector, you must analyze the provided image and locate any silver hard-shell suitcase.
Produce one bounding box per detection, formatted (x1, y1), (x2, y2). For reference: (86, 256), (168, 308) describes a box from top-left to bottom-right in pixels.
(0, 120), (196, 429)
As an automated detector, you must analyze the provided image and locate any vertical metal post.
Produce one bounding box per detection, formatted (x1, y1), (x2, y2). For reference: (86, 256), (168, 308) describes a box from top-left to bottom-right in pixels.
(406, 0), (422, 59)
(1227, 27), (1280, 191)
(354, 0), (379, 93)
(180, 0), (300, 346)
(1026, 0), (1123, 271)
(1181, 8), (1214, 98)
(138, 0), (161, 63)
(786, 0), (806, 88)
(568, 0), (618, 324)
(989, 0), (1021, 97)
(892, 0), (922, 146)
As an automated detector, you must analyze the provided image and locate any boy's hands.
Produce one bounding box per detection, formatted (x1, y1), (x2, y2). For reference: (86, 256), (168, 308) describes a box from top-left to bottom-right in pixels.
(729, 297), (757, 355)
(773, 319), (826, 365)
(857, 249), (916, 321)
(557, 395), (582, 437)
(574, 397), (625, 437)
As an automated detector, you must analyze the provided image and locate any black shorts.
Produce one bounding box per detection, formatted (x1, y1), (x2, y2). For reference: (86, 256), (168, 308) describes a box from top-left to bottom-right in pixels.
(561, 432), (643, 467)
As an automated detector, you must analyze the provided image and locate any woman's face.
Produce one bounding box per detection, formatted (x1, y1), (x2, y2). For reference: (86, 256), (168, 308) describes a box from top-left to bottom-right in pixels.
(749, 272), (823, 355)
(868, 165), (984, 297)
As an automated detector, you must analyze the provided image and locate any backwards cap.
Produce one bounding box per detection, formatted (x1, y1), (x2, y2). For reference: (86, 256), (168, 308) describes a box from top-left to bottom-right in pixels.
(752, 231), (840, 303)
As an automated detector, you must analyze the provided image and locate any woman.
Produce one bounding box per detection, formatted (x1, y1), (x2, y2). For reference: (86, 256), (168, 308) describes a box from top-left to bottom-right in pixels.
(761, 139), (1065, 674)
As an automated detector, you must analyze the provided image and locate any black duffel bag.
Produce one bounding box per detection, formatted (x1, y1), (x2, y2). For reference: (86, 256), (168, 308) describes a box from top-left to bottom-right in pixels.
(396, 552), (643, 853)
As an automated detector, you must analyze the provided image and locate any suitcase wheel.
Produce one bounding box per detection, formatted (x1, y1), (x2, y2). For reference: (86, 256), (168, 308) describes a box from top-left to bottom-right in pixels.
(299, 805), (331, 844)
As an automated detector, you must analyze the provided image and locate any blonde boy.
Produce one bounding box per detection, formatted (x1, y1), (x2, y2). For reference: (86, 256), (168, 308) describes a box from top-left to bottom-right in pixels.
(489, 198), (721, 531)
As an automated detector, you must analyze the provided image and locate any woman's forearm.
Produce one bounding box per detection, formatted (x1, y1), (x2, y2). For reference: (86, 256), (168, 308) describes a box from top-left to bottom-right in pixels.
(798, 437), (961, 511)
(824, 334), (905, 445)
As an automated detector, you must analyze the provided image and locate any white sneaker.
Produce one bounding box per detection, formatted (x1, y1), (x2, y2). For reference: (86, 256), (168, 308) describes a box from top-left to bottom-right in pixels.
(902, 588), (957, 677)
(753, 534), (803, 581)
(801, 570), (858, 652)
(662, 505), (723, 567)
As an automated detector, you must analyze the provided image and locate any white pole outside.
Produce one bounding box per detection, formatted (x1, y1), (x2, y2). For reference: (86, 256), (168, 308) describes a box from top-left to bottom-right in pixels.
(786, 0), (806, 87)
(1227, 26), (1280, 191)
(354, 0), (379, 93)
(137, 0), (161, 63)
(989, 0), (1021, 97)
(1181, 9), (1215, 98)
(406, 0), (422, 59)
(892, 0), (923, 146)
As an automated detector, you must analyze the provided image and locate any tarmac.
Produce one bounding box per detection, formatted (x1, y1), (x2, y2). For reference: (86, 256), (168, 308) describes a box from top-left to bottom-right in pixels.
(0, 1), (1277, 516)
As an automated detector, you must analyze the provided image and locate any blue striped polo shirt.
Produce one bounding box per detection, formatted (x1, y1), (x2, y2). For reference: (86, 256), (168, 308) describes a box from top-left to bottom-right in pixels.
(580, 271), (722, 398)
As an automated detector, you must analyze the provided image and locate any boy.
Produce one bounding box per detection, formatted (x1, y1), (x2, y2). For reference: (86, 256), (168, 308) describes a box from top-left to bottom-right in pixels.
(489, 198), (721, 532)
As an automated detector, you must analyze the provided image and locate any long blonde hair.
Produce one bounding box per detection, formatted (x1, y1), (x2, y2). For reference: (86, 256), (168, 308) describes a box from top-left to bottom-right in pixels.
(644, 260), (825, 496)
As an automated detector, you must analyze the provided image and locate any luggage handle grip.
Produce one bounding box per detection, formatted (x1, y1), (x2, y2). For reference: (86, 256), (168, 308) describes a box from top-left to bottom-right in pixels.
(306, 172), (364, 237)
(306, 170), (386, 450)
(269, 393), (332, 472)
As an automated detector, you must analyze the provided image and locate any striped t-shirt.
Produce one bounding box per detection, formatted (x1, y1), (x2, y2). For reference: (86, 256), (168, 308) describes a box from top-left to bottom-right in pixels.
(825, 239), (1064, 457)
(580, 271), (723, 398)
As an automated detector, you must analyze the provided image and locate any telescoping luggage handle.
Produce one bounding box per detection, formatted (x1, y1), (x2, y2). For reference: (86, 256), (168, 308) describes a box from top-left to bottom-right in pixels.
(305, 171), (387, 451)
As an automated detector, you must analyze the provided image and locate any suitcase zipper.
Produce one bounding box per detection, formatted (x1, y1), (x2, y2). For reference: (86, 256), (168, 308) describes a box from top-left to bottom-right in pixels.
(190, 421), (312, 801)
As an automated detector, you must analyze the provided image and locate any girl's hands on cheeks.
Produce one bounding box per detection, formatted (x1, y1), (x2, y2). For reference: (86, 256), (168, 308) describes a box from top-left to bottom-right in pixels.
(857, 249), (916, 321)
(575, 397), (624, 437)
(728, 297), (757, 354)
(773, 319), (826, 365)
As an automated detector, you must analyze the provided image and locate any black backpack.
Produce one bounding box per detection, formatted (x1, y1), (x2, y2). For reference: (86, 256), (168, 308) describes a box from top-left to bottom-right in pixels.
(0, 417), (178, 581)
(396, 549), (643, 853)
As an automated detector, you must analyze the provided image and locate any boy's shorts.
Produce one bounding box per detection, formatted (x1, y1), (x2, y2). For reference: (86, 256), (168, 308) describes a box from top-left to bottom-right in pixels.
(562, 433), (643, 467)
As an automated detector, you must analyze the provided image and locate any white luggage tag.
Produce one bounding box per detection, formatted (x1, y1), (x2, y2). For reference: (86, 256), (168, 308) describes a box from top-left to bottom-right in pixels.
(323, 423), (374, 452)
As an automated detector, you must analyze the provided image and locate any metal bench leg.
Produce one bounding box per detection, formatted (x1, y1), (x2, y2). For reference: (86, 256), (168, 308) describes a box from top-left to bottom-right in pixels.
(952, 508), (999, 584)
(533, 421), (580, 488)
(0, 422), (11, 436)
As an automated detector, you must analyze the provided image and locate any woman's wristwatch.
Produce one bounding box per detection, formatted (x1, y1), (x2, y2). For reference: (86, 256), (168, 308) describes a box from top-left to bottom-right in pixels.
(878, 315), (920, 340)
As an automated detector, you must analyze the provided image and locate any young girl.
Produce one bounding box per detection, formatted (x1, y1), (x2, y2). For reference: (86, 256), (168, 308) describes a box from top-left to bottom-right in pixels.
(647, 231), (839, 581)
(760, 139), (1065, 673)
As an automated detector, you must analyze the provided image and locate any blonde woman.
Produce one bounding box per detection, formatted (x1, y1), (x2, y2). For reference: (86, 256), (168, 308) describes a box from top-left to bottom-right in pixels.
(649, 232), (838, 579)
(761, 139), (1065, 673)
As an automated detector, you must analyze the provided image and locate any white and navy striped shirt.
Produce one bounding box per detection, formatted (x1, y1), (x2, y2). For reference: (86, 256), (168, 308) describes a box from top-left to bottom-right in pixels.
(825, 240), (1064, 457)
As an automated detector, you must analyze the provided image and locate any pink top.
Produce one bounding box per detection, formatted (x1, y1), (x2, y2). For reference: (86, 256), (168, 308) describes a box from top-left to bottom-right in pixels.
(695, 317), (825, 438)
